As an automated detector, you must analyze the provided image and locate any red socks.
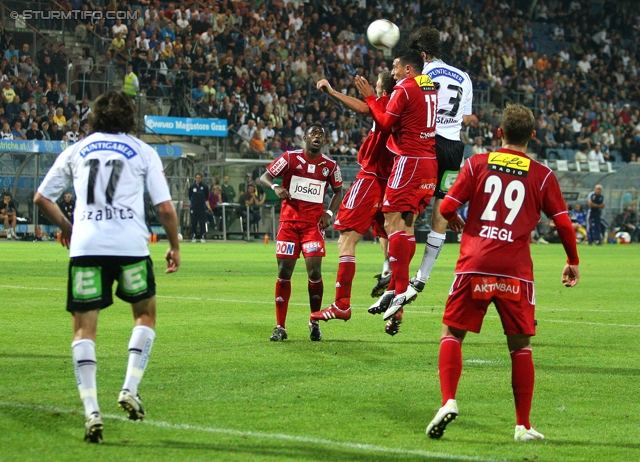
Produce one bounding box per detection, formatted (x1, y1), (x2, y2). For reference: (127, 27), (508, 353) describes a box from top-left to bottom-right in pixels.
(334, 256), (356, 310)
(407, 234), (416, 262)
(308, 278), (323, 313)
(275, 278), (291, 327)
(439, 336), (462, 405)
(511, 348), (534, 428)
(388, 231), (410, 294)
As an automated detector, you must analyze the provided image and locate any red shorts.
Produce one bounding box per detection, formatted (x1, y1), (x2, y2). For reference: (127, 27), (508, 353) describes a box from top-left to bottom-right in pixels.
(334, 173), (387, 238)
(382, 156), (438, 215)
(275, 221), (326, 259)
(443, 273), (537, 336)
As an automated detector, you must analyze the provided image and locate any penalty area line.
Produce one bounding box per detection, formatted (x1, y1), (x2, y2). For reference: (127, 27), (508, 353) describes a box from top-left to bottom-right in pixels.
(0, 402), (498, 462)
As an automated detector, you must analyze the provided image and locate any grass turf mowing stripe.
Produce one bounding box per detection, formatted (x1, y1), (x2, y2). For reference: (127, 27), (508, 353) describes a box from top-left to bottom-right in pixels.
(2, 284), (639, 328)
(0, 402), (501, 462)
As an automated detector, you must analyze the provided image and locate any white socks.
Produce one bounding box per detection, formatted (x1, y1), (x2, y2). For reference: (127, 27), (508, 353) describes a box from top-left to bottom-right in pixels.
(381, 257), (391, 277)
(72, 339), (99, 418)
(416, 231), (447, 282)
(122, 326), (156, 396)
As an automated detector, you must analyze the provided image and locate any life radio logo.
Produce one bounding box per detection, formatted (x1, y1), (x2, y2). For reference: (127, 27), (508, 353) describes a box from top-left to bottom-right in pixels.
(276, 241), (296, 256)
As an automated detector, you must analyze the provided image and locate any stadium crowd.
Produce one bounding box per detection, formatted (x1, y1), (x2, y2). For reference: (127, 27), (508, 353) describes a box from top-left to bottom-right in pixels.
(0, 0), (629, 164)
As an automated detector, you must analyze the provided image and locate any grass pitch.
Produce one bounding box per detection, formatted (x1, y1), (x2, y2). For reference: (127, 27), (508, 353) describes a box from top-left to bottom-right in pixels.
(1, 240), (639, 461)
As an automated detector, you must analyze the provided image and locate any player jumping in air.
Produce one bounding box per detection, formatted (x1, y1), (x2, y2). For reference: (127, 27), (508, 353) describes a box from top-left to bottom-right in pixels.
(408, 26), (474, 293)
(310, 72), (396, 332)
(261, 123), (343, 341)
(355, 49), (439, 331)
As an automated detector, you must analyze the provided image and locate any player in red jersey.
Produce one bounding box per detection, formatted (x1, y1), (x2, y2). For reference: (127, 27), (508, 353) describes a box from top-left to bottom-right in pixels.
(425, 104), (580, 442)
(355, 49), (439, 328)
(260, 123), (343, 342)
(309, 71), (396, 326)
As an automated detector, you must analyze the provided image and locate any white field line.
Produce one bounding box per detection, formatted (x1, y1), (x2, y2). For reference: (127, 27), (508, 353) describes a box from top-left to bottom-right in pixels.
(2, 285), (639, 328)
(0, 402), (500, 462)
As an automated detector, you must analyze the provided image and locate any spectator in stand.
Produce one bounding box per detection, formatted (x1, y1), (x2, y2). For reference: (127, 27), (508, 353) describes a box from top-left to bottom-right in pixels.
(11, 120), (26, 140)
(26, 121), (45, 140)
(66, 123), (81, 143)
(587, 144), (606, 162)
(1, 122), (13, 139)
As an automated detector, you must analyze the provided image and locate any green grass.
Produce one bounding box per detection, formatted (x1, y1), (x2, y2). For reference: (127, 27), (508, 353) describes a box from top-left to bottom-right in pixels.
(1, 240), (639, 461)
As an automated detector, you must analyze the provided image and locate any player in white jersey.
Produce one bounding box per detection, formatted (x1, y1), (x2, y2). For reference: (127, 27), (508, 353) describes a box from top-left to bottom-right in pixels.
(408, 27), (474, 292)
(34, 91), (180, 444)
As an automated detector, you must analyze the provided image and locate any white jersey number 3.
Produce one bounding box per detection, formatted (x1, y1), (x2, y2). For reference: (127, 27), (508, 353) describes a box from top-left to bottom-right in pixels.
(480, 176), (525, 225)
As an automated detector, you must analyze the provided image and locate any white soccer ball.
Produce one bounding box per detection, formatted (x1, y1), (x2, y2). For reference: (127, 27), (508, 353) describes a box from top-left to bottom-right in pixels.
(177, 233), (183, 241)
(615, 231), (631, 244)
(367, 20), (400, 50)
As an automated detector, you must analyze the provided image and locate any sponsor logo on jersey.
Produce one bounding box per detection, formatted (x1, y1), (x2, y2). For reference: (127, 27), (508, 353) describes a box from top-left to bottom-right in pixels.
(322, 167), (329, 177)
(427, 67), (465, 84)
(302, 241), (323, 253)
(289, 175), (326, 203)
(270, 156), (288, 176)
(420, 131), (436, 139)
(487, 152), (530, 178)
(296, 164), (303, 169)
(79, 141), (138, 159)
(415, 74), (436, 91)
(479, 225), (515, 242)
(471, 276), (521, 301)
(276, 241), (296, 256)
(436, 116), (458, 125)
(296, 155), (306, 164)
(307, 164), (316, 173)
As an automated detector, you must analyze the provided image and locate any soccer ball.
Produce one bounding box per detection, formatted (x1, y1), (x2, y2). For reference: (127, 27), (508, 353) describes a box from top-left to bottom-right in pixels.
(367, 20), (400, 50)
(177, 233), (183, 241)
(615, 231), (631, 244)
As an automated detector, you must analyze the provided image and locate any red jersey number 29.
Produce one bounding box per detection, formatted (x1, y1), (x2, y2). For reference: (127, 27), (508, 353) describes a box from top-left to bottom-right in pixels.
(480, 175), (525, 225)
(425, 94), (437, 129)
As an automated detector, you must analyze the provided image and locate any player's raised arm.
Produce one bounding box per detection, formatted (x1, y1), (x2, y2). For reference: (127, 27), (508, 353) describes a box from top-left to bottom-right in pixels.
(318, 78), (370, 114)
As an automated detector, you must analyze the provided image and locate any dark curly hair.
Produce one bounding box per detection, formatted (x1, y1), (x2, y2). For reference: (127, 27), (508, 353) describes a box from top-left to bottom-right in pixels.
(408, 27), (442, 60)
(89, 91), (135, 134)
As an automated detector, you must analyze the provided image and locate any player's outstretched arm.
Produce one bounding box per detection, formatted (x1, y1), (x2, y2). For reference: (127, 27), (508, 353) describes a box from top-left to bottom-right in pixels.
(260, 171), (290, 200)
(34, 192), (72, 248)
(318, 78), (370, 114)
(157, 200), (180, 273)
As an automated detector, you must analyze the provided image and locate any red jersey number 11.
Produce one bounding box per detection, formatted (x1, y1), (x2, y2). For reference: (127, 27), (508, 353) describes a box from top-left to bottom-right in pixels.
(425, 94), (437, 129)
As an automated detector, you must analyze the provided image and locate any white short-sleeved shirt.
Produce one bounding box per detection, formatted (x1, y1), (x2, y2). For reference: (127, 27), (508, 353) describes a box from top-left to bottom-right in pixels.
(38, 132), (171, 257)
(423, 60), (473, 142)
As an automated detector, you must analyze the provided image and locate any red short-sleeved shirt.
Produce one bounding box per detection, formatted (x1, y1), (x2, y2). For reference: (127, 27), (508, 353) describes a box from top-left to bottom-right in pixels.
(267, 150), (343, 224)
(445, 149), (568, 281)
